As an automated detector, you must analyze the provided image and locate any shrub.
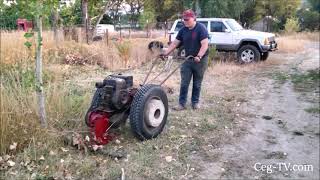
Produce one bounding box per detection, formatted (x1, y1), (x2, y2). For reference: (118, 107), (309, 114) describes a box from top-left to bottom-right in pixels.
(284, 17), (300, 33)
(115, 41), (132, 68)
(297, 9), (320, 31)
(208, 45), (217, 67)
(0, 65), (90, 155)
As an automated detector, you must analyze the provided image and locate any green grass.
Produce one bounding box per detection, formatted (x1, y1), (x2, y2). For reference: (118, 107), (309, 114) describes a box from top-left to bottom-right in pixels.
(271, 71), (290, 84)
(291, 69), (320, 91)
(271, 69), (319, 91)
(305, 106), (320, 114)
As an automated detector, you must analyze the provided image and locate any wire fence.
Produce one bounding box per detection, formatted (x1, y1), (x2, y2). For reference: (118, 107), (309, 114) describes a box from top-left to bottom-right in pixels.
(0, 15), (174, 44)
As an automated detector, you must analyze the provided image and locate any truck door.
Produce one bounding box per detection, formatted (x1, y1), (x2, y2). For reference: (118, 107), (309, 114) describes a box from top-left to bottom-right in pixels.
(208, 21), (234, 51)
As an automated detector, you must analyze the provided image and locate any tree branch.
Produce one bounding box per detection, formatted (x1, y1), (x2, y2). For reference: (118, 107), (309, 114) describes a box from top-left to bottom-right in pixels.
(92, 1), (117, 38)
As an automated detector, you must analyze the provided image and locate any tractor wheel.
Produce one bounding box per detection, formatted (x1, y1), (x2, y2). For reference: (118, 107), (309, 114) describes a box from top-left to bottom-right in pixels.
(85, 88), (103, 127)
(129, 84), (168, 140)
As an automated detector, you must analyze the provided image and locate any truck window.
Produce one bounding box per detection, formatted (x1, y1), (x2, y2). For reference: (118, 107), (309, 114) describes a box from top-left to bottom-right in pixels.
(210, 21), (227, 32)
(198, 21), (208, 29)
(226, 19), (243, 31)
(174, 21), (208, 31)
(174, 21), (184, 31)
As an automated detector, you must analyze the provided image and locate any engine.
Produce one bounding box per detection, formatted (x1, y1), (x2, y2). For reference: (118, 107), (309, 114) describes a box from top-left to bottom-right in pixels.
(85, 74), (135, 145)
(94, 74), (134, 112)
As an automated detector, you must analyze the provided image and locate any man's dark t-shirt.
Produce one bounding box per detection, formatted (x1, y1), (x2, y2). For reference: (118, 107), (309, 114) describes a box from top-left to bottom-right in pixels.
(176, 22), (209, 57)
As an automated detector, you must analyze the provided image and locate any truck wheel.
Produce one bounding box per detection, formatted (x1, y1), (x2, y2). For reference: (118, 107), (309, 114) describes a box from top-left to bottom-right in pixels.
(261, 52), (269, 61)
(129, 84), (168, 140)
(237, 45), (261, 64)
(177, 46), (186, 57)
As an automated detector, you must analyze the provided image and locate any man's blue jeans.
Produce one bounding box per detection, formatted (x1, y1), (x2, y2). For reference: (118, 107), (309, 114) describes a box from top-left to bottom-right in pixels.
(179, 55), (208, 106)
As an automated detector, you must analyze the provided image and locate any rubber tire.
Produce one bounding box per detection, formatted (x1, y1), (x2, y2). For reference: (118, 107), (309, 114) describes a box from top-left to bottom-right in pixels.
(177, 46), (186, 57)
(237, 45), (261, 64)
(261, 52), (269, 61)
(129, 84), (168, 140)
(85, 88), (103, 127)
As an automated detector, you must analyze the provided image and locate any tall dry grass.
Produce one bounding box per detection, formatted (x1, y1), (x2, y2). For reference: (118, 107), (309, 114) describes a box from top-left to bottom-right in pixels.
(0, 30), (162, 155)
(1, 30), (316, 155)
(0, 30), (158, 69)
(276, 32), (319, 53)
(0, 62), (94, 155)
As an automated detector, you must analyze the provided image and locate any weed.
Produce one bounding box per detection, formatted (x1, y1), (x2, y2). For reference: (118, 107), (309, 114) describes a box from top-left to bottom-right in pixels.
(291, 69), (320, 91)
(272, 71), (290, 84)
(208, 45), (217, 66)
(115, 41), (132, 68)
(199, 118), (218, 133)
(305, 106), (320, 114)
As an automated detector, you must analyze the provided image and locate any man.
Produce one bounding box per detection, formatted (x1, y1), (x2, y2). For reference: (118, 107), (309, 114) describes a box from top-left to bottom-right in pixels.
(162, 9), (209, 110)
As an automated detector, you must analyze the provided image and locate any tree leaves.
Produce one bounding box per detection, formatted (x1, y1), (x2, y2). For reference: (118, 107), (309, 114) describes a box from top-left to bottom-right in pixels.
(24, 42), (32, 49)
(24, 32), (34, 38)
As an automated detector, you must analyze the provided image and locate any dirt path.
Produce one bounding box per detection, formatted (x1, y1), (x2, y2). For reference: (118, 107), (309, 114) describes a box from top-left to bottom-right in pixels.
(199, 44), (320, 179)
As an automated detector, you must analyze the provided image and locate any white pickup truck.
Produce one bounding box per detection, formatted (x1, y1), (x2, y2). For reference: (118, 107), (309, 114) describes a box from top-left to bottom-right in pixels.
(168, 18), (278, 63)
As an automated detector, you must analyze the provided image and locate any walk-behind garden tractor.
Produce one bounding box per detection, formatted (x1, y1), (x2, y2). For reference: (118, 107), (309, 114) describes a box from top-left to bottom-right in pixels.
(85, 54), (194, 145)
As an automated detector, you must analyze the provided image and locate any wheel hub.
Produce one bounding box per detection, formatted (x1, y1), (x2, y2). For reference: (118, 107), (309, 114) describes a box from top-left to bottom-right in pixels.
(241, 49), (254, 63)
(180, 49), (186, 57)
(145, 98), (165, 127)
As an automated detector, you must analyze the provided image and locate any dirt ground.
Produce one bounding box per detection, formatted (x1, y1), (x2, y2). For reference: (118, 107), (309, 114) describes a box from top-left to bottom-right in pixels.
(198, 42), (320, 179)
(1, 41), (319, 180)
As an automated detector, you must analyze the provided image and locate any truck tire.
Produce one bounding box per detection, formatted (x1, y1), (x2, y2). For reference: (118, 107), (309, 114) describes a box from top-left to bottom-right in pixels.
(237, 45), (261, 63)
(261, 52), (269, 61)
(129, 84), (168, 140)
(177, 46), (186, 57)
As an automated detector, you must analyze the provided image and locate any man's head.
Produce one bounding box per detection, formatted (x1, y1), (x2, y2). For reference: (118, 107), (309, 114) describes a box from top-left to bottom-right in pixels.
(182, 9), (196, 28)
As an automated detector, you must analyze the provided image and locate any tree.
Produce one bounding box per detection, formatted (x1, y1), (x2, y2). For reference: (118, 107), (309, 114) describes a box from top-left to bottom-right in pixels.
(92, 0), (116, 37)
(126, 0), (143, 28)
(297, 8), (320, 31)
(81, 0), (88, 26)
(0, 3), (19, 30)
(307, 0), (320, 12)
(59, 0), (82, 26)
(284, 17), (300, 33)
(254, 0), (300, 29)
(183, 0), (246, 20)
(17, 0), (52, 128)
(239, 0), (256, 26)
(138, 8), (156, 29)
(20, 0), (57, 128)
(35, 1), (47, 128)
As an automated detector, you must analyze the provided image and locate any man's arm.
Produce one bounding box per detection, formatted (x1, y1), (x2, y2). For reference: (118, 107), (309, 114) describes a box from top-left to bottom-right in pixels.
(163, 39), (180, 56)
(195, 38), (209, 62)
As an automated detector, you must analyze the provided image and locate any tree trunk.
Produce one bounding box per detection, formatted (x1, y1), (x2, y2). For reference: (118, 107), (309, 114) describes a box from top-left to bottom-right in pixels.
(82, 0), (89, 44)
(82, 0), (88, 26)
(92, 1), (116, 39)
(36, 14), (47, 128)
(195, 0), (201, 17)
(52, 8), (59, 58)
(52, 8), (59, 46)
